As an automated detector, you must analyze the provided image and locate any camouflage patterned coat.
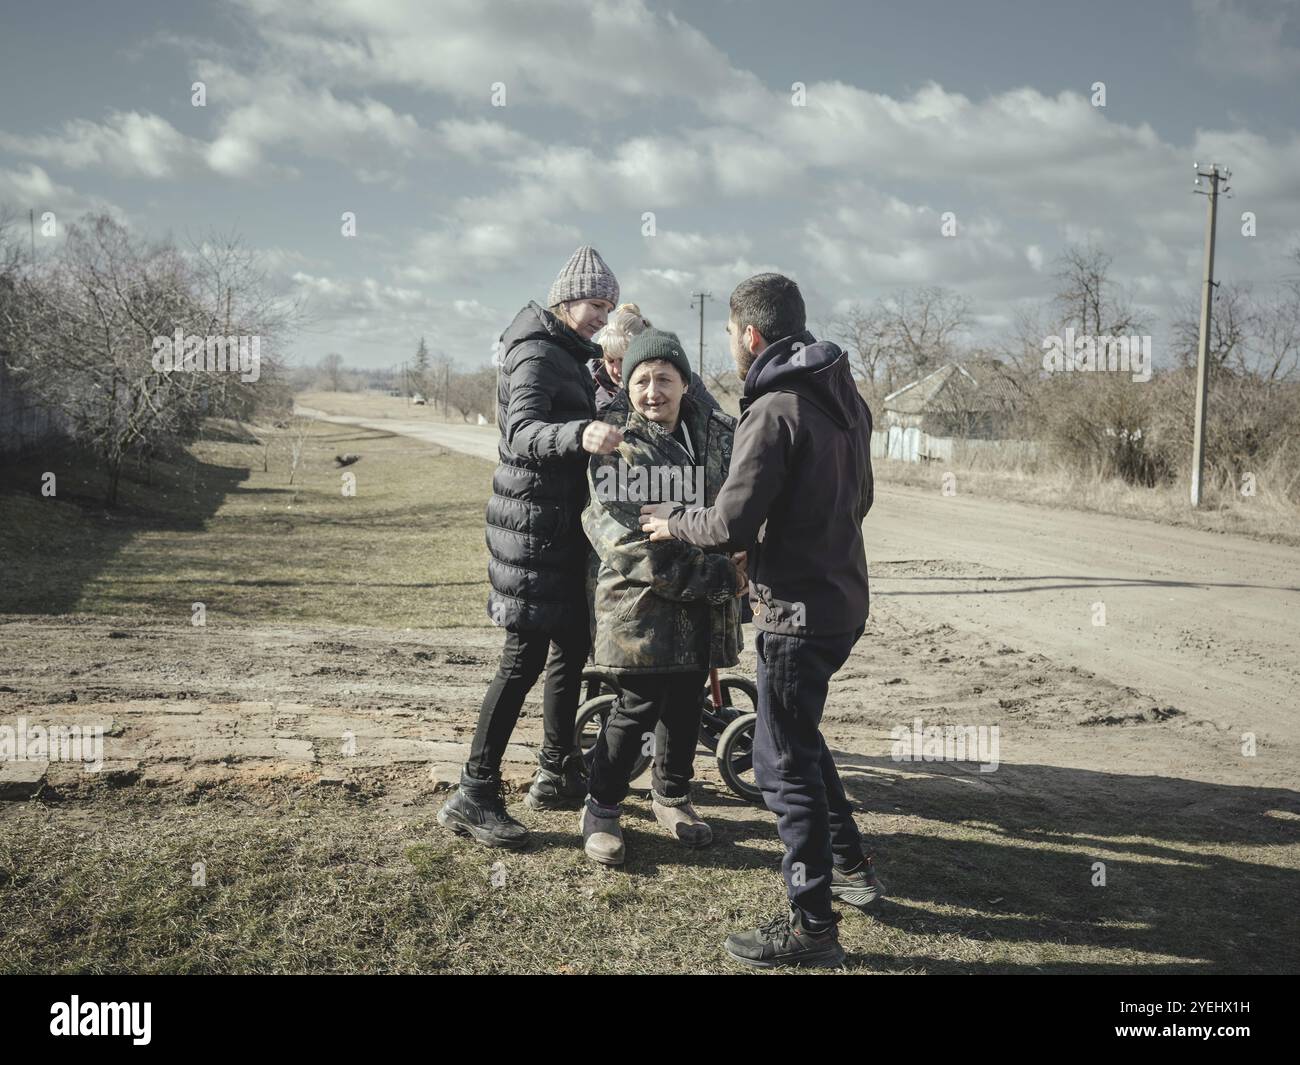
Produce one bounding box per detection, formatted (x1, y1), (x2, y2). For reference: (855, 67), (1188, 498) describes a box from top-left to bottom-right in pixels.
(582, 393), (743, 675)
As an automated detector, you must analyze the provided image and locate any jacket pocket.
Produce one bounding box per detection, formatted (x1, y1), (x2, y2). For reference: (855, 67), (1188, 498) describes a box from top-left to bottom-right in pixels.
(612, 585), (648, 621)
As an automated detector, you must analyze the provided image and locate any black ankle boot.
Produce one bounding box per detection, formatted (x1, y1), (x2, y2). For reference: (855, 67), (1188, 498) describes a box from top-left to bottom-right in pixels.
(524, 750), (587, 810)
(437, 770), (529, 848)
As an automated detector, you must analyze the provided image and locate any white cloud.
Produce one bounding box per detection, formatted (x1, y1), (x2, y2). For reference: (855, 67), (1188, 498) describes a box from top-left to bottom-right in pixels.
(0, 164), (126, 225)
(646, 230), (752, 267)
(437, 118), (537, 161)
(232, 0), (757, 115)
(285, 270), (505, 367)
(395, 216), (581, 286)
(196, 62), (432, 178)
(800, 182), (1022, 291)
(0, 111), (200, 179)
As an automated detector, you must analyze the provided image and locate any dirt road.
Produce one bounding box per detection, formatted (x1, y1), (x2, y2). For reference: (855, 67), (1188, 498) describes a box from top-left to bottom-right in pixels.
(297, 402), (1299, 743)
(294, 405), (500, 462)
(867, 488), (1300, 741)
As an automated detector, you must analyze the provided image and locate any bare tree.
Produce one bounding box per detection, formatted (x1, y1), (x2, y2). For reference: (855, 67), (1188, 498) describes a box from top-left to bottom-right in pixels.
(319, 353), (344, 391)
(826, 286), (971, 398)
(429, 350), (452, 410)
(1253, 283), (1300, 381)
(1170, 278), (1299, 381)
(0, 205), (25, 279)
(0, 212), (293, 503)
(1051, 243), (1145, 337)
(446, 365), (495, 422)
(884, 286), (972, 384)
(1170, 281), (1253, 373)
(827, 302), (891, 387)
(286, 413), (312, 485)
(1, 216), (208, 503)
(1025, 243), (1159, 485)
(185, 227), (296, 421)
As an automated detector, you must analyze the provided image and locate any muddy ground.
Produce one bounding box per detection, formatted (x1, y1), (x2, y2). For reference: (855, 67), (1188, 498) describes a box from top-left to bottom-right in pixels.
(2, 587), (1293, 832)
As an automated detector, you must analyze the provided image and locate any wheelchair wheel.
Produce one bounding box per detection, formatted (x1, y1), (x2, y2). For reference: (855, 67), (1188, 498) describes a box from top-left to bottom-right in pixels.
(581, 667), (619, 703)
(574, 693), (652, 782)
(712, 676), (757, 718)
(717, 712), (761, 803)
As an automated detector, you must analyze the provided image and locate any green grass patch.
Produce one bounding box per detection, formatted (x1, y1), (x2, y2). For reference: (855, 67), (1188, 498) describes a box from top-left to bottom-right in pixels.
(0, 419), (494, 628)
(1, 793), (1292, 974)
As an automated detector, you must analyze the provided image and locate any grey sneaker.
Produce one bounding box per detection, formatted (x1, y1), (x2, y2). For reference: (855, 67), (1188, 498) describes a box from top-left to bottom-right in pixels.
(830, 857), (886, 910)
(579, 800), (625, 866)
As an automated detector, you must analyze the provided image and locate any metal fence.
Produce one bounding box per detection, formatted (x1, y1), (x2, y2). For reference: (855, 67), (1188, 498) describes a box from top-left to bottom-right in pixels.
(872, 427), (1041, 466)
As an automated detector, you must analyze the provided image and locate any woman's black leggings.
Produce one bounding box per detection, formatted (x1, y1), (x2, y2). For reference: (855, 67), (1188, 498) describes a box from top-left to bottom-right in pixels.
(465, 623), (591, 780)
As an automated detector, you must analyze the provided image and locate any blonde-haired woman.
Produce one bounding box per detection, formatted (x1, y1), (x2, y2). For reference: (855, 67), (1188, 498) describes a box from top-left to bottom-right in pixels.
(592, 303), (722, 415)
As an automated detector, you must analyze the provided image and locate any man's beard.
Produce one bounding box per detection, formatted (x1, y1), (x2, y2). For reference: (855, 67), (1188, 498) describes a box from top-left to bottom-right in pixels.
(733, 339), (757, 380)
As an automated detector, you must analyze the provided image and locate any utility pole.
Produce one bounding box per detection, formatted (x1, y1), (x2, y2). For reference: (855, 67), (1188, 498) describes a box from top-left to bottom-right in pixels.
(28, 209), (35, 260)
(443, 361), (450, 418)
(689, 291), (711, 377)
(1190, 161), (1230, 508)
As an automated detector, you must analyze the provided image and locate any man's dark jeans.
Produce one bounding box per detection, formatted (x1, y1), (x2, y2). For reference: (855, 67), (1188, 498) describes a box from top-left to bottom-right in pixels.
(588, 669), (707, 806)
(753, 624), (867, 924)
(466, 623), (590, 780)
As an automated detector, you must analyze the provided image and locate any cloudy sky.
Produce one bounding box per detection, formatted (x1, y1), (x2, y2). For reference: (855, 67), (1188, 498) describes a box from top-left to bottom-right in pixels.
(2, 0), (1298, 372)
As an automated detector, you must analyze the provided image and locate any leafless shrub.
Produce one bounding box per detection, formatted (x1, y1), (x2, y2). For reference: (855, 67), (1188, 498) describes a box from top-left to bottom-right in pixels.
(0, 212), (293, 504)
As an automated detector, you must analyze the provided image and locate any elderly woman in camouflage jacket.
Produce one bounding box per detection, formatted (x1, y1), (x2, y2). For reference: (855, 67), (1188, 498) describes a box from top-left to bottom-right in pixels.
(578, 328), (746, 866)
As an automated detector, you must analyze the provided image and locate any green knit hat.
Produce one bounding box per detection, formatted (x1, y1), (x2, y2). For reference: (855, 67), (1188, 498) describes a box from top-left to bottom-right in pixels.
(621, 328), (691, 388)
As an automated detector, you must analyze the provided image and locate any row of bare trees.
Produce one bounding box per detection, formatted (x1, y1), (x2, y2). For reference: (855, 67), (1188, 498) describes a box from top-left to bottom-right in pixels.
(0, 209), (292, 503)
(828, 285), (973, 402)
(825, 245), (1300, 393)
(306, 347), (496, 424)
(820, 243), (1299, 494)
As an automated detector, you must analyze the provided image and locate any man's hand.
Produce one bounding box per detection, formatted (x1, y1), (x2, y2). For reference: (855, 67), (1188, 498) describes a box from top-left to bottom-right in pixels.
(639, 501), (677, 541)
(583, 421), (624, 454)
(730, 551), (748, 596)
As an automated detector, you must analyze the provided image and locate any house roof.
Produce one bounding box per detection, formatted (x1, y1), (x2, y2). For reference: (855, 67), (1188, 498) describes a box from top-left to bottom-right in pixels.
(884, 358), (1023, 414)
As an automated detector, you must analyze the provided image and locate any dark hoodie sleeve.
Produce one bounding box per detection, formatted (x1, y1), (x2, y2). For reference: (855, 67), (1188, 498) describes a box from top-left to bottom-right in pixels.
(505, 347), (590, 460)
(668, 398), (791, 550)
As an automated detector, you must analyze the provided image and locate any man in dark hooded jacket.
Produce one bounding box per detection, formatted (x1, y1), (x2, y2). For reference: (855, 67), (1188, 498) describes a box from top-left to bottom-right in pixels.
(641, 272), (886, 969)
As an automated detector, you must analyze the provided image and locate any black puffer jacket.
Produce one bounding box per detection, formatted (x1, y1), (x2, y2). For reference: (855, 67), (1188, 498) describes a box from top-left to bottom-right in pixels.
(485, 301), (600, 632)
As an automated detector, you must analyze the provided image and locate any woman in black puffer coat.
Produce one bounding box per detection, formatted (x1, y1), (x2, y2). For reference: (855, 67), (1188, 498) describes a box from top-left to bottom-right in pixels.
(439, 246), (624, 849)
